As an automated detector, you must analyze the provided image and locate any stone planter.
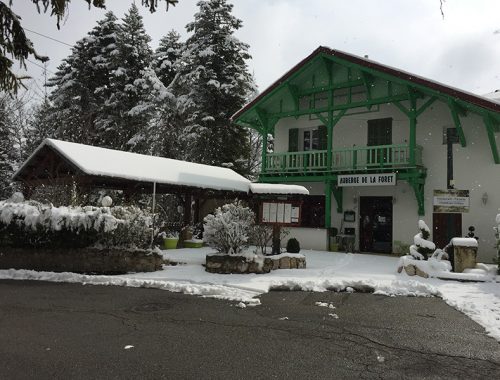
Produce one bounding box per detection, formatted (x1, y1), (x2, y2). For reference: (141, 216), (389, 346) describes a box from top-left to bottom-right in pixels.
(451, 238), (478, 273)
(205, 253), (306, 274)
(0, 247), (163, 274)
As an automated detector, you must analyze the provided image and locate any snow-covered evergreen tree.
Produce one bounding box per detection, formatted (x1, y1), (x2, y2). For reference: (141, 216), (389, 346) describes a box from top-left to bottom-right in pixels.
(25, 98), (56, 156)
(178, 0), (257, 175)
(142, 29), (186, 158)
(154, 30), (184, 88)
(409, 220), (436, 260)
(46, 12), (120, 146)
(104, 4), (155, 153)
(0, 95), (17, 198)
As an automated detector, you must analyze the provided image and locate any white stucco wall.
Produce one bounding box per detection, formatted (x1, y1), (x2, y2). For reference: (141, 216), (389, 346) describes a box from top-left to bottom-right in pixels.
(283, 227), (328, 251)
(271, 100), (500, 262)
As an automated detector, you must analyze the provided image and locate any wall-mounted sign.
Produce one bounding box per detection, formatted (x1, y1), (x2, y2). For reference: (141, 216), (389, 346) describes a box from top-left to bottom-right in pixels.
(337, 173), (396, 187)
(433, 189), (469, 213)
(261, 201), (301, 225)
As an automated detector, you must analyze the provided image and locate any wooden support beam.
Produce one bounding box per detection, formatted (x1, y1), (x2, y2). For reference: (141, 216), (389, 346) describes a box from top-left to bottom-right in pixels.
(286, 83), (300, 111)
(483, 113), (500, 164)
(325, 181), (332, 228)
(448, 100), (467, 147)
(416, 96), (437, 117)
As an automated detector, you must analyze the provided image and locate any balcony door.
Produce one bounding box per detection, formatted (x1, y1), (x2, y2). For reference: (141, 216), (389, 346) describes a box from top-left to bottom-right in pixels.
(367, 118), (392, 165)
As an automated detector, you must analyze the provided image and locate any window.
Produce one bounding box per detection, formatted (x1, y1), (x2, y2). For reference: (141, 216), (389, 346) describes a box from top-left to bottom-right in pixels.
(367, 118), (392, 146)
(300, 195), (325, 228)
(303, 129), (319, 151)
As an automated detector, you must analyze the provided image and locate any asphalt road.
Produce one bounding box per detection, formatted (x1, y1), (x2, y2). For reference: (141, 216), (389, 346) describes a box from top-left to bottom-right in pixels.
(0, 280), (499, 380)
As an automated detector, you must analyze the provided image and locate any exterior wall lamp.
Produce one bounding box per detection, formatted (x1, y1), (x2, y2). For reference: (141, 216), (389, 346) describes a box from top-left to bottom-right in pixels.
(481, 192), (488, 205)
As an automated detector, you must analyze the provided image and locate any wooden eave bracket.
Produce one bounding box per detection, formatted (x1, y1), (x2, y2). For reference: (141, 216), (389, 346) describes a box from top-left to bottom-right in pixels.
(483, 113), (500, 164)
(286, 83), (300, 112)
(448, 99), (467, 147)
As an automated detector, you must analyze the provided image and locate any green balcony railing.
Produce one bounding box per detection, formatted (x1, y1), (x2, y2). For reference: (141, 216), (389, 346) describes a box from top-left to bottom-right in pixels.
(264, 144), (423, 173)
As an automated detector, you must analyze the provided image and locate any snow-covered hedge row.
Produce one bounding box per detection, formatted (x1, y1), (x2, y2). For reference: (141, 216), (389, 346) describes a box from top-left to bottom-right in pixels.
(0, 200), (152, 249)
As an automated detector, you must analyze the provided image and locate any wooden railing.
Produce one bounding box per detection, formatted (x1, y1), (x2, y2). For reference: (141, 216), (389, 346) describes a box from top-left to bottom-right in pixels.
(264, 144), (423, 173)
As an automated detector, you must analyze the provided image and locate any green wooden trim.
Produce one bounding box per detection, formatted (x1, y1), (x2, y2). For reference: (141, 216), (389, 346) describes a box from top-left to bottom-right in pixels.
(255, 107), (268, 129)
(409, 179), (425, 216)
(315, 113), (328, 125)
(321, 56), (333, 85)
(332, 186), (343, 213)
(287, 83), (300, 111)
(325, 180), (332, 228)
(393, 101), (410, 117)
(483, 113), (500, 164)
(448, 100), (467, 147)
(298, 79), (365, 97)
(270, 94), (410, 119)
(416, 96), (437, 117)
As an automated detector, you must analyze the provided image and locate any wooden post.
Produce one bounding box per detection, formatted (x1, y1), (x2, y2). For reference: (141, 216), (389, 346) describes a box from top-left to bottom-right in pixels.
(272, 225), (281, 255)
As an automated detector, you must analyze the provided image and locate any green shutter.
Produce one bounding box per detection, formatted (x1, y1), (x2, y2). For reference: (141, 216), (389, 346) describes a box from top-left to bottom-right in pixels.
(318, 125), (328, 150)
(289, 128), (299, 152)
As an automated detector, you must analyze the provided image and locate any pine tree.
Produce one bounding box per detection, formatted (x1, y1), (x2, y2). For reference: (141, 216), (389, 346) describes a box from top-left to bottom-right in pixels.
(0, 94), (17, 198)
(25, 98), (56, 156)
(46, 12), (120, 146)
(179, 0), (256, 175)
(410, 220), (436, 260)
(142, 30), (186, 158)
(154, 30), (184, 88)
(104, 4), (154, 153)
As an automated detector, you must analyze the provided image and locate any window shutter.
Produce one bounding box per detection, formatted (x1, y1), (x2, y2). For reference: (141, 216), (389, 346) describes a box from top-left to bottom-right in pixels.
(289, 128), (299, 152)
(318, 125), (328, 150)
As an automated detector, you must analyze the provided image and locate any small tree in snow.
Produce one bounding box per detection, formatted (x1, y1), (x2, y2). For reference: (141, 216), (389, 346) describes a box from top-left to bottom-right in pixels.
(409, 220), (435, 260)
(203, 201), (255, 255)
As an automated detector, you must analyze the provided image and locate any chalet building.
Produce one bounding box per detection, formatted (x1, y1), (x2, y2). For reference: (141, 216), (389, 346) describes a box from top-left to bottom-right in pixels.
(232, 46), (500, 262)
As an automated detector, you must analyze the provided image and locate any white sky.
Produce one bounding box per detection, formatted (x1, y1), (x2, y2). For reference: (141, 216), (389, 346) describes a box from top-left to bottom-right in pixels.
(12, 0), (500, 100)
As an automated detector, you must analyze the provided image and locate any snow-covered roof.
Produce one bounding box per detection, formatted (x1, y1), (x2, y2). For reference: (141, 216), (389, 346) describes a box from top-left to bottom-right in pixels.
(249, 183), (309, 195)
(14, 139), (309, 196)
(16, 139), (251, 193)
(482, 90), (500, 104)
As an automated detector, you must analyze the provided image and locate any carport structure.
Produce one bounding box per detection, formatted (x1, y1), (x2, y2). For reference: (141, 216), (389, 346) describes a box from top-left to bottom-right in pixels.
(13, 139), (308, 227)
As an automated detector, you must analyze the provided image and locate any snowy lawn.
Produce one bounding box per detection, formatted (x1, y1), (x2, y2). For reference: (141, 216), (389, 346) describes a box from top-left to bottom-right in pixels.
(1, 248), (499, 342)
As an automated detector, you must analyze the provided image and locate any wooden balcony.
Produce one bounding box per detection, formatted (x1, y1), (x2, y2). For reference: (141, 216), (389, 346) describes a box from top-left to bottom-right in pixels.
(264, 144), (423, 174)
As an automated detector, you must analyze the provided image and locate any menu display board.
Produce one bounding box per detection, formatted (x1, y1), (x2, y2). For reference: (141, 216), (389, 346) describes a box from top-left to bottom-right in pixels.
(260, 201), (301, 226)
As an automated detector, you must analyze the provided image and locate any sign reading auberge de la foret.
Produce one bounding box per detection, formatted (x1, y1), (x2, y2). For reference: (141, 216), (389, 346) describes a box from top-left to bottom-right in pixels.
(337, 173), (396, 187)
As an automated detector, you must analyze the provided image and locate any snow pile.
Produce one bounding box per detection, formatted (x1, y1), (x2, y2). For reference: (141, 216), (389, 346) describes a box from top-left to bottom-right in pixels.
(450, 238), (478, 248)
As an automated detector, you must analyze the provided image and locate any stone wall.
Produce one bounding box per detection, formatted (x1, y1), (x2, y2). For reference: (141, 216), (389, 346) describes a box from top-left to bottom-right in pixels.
(0, 248), (163, 274)
(205, 254), (306, 274)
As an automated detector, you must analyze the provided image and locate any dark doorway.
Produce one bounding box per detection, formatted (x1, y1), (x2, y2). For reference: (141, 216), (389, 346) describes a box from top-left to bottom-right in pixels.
(433, 213), (462, 249)
(359, 197), (393, 253)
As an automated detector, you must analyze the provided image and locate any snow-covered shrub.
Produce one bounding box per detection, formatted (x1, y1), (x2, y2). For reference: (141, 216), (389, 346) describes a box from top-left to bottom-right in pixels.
(250, 224), (273, 255)
(203, 202), (255, 255)
(0, 200), (152, 249)
(409, 220), (435, 260)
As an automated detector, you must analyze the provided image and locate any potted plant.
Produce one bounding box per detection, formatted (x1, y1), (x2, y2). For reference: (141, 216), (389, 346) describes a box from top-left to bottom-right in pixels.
(159, 231), (179, 249)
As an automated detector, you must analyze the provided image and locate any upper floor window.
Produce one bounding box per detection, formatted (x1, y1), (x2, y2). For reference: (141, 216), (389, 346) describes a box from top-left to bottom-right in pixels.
(288, 125), (328, 152)
(303, 129), (319, 151)
(367, 118), (392, 146)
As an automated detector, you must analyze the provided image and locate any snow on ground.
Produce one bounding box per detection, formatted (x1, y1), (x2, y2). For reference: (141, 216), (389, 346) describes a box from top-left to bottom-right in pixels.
(1, 248), (500, 341)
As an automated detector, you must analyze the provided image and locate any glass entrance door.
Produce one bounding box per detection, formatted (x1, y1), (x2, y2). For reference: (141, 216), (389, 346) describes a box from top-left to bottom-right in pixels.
(359, 196), (393, 253)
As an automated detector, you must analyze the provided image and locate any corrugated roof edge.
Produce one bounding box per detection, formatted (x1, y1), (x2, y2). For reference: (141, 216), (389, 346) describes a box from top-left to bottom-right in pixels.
(232, 46), (500, 121)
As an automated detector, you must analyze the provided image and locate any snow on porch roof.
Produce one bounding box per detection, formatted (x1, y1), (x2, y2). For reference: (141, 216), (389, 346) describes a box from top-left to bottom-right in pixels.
(14, 139), (309, 195)
(249, 183), (309, 195)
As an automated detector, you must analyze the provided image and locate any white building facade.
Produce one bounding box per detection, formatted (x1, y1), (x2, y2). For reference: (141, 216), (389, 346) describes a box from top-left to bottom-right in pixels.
(233, 47), (500, 262)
